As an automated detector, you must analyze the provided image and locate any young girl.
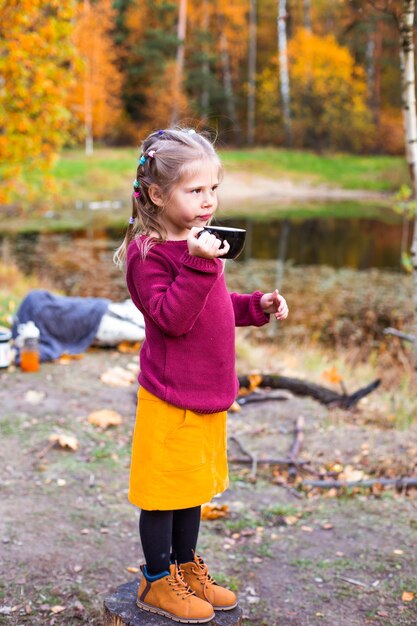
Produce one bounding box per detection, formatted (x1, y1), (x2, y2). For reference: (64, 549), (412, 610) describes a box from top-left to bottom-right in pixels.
(115, 127), (288, 624)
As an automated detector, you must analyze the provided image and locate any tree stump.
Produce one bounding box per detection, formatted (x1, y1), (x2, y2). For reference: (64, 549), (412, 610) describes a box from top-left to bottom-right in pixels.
(103, 580), (243, 626)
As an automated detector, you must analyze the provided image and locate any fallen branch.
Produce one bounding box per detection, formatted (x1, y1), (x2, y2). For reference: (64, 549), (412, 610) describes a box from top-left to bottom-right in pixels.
(289, 416), (304, 461)
(228, 436), (257, 480)
(383, 327), (415, 343)
(237, 391), (291, 406)
(338, 576), (369, 589)
(229, 456), (311, 467)
(238, 375), (381, 409)
(300, 477), (417, 489)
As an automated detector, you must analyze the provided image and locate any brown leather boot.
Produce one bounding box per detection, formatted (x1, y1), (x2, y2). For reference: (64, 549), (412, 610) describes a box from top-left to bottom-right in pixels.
(136, 563), (215, 623)
(180, 554), (238, 611)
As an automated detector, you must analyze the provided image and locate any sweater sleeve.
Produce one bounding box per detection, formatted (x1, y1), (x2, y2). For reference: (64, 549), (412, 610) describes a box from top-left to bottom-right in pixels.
(230, 291), (270, 327)
(128, 248), (222, 337)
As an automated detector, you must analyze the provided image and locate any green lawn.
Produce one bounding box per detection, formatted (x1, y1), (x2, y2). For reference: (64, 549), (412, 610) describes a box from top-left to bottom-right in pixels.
(220, 147), (407, 191)
(46, 146), (407, 200)
(3, 146), (407, 234)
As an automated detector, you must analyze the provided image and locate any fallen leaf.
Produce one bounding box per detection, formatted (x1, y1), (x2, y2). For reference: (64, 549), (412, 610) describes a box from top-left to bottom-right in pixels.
(126, 362), (140, 374)
(229, 401), (241, 413)
(100, 366), (136, 387)
(284, 515), (299, 526)
(201, 503), (229, 520)
(48, 434), (78, 451)
(0, 607), (12, 616)
(88, 409), (122, 429)
(117, 341), (141, 354)
(73, 565), (83, 573)
(322, 366), (342, 385)
(56, 479), (66, 487)
(321, 522), (333, 531)
(24, 390), (46, 404)
(127, 566), (139, 573)
(248, 374), (263, 392)
(50, 606), (66, 614)
(301, 525), (314, 533)
(402, 591), (414, 602)
(393, 549), (404, 555)
(328, 462), (343, 474)
(340, 465), (365, 482)
(57, 353), (84, 364)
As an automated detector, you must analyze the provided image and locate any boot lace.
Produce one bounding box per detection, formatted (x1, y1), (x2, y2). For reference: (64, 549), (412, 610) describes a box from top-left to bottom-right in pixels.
(192, 554), (216, 586)
(168, 566), (196, 599)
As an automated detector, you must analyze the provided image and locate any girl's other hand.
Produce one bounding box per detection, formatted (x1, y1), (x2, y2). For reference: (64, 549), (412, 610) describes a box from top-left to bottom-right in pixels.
(260, 289), (289, 320)
(187, 227), (231, 259)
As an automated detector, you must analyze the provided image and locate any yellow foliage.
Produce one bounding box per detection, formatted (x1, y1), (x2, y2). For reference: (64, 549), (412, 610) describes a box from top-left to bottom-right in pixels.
(0, 0), (77, 203)
(287, 29), (375, 152)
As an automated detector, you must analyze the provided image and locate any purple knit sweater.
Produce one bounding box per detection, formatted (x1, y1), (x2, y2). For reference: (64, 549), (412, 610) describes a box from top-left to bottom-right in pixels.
(126, 237), (269, 413)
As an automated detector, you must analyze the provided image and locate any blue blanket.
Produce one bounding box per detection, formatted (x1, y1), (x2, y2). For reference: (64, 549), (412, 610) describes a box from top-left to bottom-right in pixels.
(12, 290), (110, 362)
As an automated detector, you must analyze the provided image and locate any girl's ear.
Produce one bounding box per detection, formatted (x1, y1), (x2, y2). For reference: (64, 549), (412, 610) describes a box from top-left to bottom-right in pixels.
(148, 184), (164, 207)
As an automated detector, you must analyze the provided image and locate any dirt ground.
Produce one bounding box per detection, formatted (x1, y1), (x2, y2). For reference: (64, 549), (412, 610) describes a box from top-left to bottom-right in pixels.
(1, 348), (417, 626)
(218, 173), (389, 208)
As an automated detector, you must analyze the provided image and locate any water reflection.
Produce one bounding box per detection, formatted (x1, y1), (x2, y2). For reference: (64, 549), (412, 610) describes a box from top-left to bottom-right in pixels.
(1, 215), (409, 302)
(217, 217), (407, 270)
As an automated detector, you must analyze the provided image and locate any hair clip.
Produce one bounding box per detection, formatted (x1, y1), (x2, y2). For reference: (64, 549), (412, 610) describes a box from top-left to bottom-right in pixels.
(129, 217), (135, 224)
(148, 150), (156, 158)
(139, 155), (146, 166)
(134, 191), (141, 198)
(157, 130), (164, 135)
(188, 129), (196, 135)
(133, 179), (140, 189)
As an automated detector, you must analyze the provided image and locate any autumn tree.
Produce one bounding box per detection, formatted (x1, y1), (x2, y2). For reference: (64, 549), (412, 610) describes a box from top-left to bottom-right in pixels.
(288, 29), (375, 151)
(70, 0), (123, 152)
(0, 0), (76, 204)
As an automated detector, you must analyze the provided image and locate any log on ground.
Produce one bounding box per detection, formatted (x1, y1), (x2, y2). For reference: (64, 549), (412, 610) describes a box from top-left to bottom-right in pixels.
(238, 375), (381, 409)
(103, 580), (243, 626)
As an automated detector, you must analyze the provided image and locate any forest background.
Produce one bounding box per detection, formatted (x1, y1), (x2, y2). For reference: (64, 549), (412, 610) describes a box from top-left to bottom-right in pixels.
(0, 0), (409, 206)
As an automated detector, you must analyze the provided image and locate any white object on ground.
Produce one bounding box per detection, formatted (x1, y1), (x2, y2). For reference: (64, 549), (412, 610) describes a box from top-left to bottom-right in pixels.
(94, 300), (145, 346)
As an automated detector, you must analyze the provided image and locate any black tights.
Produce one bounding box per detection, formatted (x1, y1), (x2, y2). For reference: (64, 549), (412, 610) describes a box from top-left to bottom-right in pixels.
(139, 506), (201, 575)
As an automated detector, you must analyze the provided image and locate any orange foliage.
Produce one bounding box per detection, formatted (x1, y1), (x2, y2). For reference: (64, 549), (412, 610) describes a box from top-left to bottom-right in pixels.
(70, 0), (123, 141)
(0, 0), (76, 203)
(378, 108), (404, 155)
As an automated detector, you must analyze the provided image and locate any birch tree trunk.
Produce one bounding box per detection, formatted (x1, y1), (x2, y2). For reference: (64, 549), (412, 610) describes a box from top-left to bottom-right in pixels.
(277, 0), (292, 146)
(304, 0), (312, 31)
(172, 0), (187, 125)
(399, 0), (417, 366)
(84, 0), (93, 155)
(218, 13), (242, 144)
(247, 0), (257, 145)
(200, 0), (210, 121)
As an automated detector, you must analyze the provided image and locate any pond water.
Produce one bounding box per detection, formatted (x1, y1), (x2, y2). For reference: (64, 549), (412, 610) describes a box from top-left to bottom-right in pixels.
(218, 216), (408, 269)
(2, 213), (408, 275)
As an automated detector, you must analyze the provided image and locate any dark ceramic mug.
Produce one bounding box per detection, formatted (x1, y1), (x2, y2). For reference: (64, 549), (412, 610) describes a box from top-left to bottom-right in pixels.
(198, 226), (246, 260)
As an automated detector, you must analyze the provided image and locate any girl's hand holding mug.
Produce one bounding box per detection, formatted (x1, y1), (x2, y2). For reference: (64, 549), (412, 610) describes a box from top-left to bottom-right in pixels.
(260, 289), (289, 320)
(188, 227), (231, 259)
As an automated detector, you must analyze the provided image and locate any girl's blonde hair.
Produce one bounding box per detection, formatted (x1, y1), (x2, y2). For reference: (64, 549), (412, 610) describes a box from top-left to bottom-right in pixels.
(113, 127), (222, 267)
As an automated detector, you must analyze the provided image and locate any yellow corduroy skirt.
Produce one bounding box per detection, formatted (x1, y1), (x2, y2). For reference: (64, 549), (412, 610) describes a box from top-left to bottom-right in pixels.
(129, 386), (229, 510)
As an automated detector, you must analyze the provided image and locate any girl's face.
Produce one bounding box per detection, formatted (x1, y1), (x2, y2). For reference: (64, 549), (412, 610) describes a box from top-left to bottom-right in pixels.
(160, 160), (220, 240)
